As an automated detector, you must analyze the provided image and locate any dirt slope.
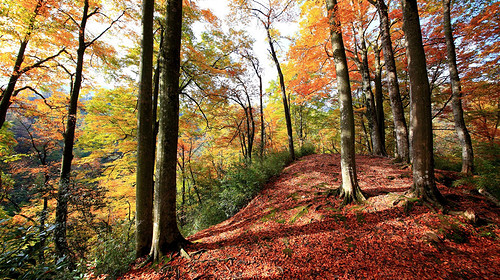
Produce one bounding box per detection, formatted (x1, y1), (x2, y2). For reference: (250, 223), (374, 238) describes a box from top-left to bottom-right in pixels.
(121, 154), (500, 279)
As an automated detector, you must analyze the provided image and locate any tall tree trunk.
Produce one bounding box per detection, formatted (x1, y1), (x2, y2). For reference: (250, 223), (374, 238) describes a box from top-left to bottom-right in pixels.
(373, 0), (410, 162)
(136, 0), (155, 258)
(373, 42), (386, 153)
(267, 28), (295, 160)
(401, 0), (444, 206)
(150, 0), (187, 261)
(55, 0), (91, 261)
(358, 27), (385, 156)
(260, 77), (265, 159)
(442, 0), (474, 174)
(327, 0), (365, 205)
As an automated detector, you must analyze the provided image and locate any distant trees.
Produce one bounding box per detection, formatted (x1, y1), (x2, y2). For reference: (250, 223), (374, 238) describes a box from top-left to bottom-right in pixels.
(235, 0), (297, 160)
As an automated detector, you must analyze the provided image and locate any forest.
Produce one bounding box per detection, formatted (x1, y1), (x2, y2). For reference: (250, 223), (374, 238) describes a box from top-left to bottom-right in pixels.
(0, 0), (498, 279)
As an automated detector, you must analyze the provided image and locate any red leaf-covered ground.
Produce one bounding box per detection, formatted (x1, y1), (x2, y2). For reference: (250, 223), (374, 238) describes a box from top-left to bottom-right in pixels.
(121, 154), (499, 279)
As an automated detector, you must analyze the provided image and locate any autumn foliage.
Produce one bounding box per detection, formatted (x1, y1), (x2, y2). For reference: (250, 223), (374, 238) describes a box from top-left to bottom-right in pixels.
(0, 0), (498, 278)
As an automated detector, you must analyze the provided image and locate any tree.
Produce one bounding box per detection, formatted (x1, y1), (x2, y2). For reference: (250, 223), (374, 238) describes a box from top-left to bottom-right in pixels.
(55, 0), (125, 261)
(327, 0), (365, 205)
(243, 52), (266, 159)
(236, 0), (296, 160)
(149, 0), (187, 261)
(368, 0), (410, 162)
(0, 0), (65, 129)
(349, 0), (386, 156)
(442, 0), (474, 174)
(401, 0), (444, 205)
(136, 0), (155, 258)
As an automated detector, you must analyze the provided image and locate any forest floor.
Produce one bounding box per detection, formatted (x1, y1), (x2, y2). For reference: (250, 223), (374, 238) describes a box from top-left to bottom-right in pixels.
(121, 154), (500, 279)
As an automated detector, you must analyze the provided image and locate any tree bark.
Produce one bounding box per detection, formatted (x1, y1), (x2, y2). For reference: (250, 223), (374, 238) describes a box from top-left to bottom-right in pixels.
(373, 42), (386, 153)
(327, 0), (365, 205)
(401, 0), (444, 205)
(373, 0), (410, 162)
(358, 25), (386, 156)
(136, 0), (155, 258)
(442, 0), (474, 174)
(149, 0), (187, 261)
(267, 28), (295, 160)
(55, 0), (91, 262)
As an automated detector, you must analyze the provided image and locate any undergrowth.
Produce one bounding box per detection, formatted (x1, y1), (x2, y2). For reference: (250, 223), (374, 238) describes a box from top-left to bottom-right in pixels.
(454, 142), (500, 200)
(0, 218), (135, 280)
(181, 147), (315, 236)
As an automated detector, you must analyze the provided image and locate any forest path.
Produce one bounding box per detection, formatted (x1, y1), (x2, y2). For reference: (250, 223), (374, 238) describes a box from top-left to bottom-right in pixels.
(122, 154), (500, 279)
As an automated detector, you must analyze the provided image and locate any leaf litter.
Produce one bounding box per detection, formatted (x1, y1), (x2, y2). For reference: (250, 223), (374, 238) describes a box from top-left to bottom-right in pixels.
(121, 154), (499, 279)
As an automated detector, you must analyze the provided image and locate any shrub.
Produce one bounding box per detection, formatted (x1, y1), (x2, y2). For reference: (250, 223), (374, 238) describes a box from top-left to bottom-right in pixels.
(0, 220), (75, 280)
(182, 150), (296, 235)
(297, 143), (316, 158)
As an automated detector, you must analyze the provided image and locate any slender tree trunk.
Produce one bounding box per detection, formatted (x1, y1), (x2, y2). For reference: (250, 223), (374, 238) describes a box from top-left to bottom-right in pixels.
(359, 32), (385, 156)
(260, 79), (265, 158)
(136, 0), (155, 258)
(250, 58), (265, 159)
(401, 0), (444, 205)
(55, 0), (91, 261)
(375, 0), (410, 162)
(0, 0), (43, 129)
(38, 197), (48, 262)
(150, 0), (187, 261)
(267, 28), (295, 160)
(327, 0), (365, 205)
(245, 94), (255, 163)
(373, 42), (386, 153)
(442, 0), (474, 174)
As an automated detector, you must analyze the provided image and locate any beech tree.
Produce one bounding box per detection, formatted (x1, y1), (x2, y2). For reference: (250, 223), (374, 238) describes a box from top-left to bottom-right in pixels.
(327, 0), (365, 204)
(401, 0), (444, 205)
(136, 0), (155, 258)
(349, 1), (386, 156)
(442, 0), (474, 174)
(149, 0), (187, 261)
(368, 0), (410, 162)
(55, 0), (125, 261)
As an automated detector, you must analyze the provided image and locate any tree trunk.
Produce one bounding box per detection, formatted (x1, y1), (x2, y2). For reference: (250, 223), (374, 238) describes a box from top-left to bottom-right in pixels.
(149, 0), (187, 261)
(260, 77), (265, 159)
(401, 0), (444, 206)
(267, 28), (295, 160)
(55, 0), (91, 262)
(136, 0), (155, 258)
(359, 29), (385, 156)
(375, 0), (410, 162)
(245, 93), (255, 163)
(0, 0), (43, 129)
(373, 42), (386, 153)
(442, 0), (474, 174)
(327, 0), (365, 205)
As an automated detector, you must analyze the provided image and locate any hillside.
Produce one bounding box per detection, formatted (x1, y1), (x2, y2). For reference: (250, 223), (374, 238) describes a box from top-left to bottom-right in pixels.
(121, 154), (499, 279)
